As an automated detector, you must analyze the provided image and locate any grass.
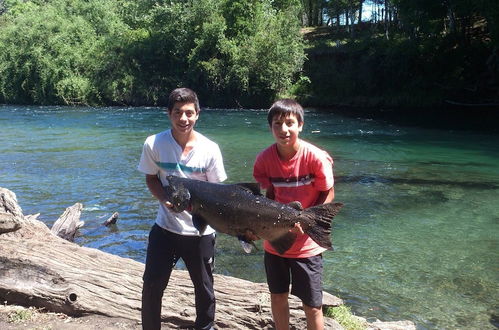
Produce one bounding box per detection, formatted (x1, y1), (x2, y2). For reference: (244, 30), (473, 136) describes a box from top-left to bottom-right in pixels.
(8, 307), (36, 323)
(324, 305), (368, 330)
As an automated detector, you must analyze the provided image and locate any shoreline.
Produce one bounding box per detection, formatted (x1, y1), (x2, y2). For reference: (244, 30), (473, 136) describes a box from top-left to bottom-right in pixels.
(0, 185), (415, 330)
(2, 102), (497, 133)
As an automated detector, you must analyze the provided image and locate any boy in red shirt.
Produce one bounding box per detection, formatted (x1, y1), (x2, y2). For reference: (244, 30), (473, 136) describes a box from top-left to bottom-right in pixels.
(253, 99), (335, 330)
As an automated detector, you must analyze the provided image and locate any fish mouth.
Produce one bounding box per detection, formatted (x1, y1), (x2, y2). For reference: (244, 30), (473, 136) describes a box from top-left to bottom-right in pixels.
(163, 178), (191, 213)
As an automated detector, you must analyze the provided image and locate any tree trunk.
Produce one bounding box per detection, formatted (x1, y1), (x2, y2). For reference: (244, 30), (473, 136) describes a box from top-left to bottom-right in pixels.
(0, 188), (345, 329)
(358, 0), (363, 25)
(307, 0), (313, 26)
(384, 0), (390, 40)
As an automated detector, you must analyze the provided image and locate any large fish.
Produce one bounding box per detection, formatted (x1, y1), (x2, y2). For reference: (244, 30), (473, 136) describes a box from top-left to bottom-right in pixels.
(163, 175), (343, 254)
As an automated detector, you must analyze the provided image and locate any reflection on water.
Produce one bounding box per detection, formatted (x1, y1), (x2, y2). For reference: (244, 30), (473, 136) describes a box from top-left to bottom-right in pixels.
(1, 105), (498, 329)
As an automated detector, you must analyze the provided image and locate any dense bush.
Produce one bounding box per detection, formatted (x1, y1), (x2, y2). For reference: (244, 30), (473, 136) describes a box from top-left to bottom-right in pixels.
(1, 0), (496, 108)
(0, 0), (305, 107)
(0, 0), (130, 105)
(300, 29), (495, 108)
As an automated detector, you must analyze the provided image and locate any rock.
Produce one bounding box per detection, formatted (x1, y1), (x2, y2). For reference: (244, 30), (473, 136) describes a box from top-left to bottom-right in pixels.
(368, 320), (417, 330)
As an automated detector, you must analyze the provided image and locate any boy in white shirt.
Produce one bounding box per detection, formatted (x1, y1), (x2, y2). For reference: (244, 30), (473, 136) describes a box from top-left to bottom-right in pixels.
(138, 88), (226, 330)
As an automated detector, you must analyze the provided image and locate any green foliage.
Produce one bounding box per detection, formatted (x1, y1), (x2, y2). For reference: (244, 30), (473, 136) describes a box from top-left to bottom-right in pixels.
(3, 0), (492, 107)
(0, 0), (131, 105)
(288, 0), (498, 108)
(187, 0), (305, 105)
(55, 76), (94, 105)
(299, 16), (497, 108)
(0, 0), (305, 106)
(131, 0), (305, 106)
(8, 308), (35, 323)
(324, 305), (367, 330)
(476, 0), (499, 47)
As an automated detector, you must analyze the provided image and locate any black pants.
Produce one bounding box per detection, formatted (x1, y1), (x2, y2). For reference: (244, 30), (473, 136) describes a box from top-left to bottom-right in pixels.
(141, 224), (216, 330)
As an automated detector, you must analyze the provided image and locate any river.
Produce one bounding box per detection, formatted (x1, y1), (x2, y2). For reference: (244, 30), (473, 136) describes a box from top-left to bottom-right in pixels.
(0, 105), (498, 329)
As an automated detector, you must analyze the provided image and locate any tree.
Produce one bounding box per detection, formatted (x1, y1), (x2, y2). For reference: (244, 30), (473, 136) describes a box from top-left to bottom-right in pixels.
(0, 0), (306, 106)
(0, 0), (131, 105)
(142, 0), (306, 106)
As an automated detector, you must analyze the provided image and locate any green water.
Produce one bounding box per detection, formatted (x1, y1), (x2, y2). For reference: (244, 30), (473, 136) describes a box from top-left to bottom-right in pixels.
(1, 105), (498, 329)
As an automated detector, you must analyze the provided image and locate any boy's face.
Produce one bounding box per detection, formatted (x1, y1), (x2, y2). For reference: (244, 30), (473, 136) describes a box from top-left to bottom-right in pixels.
(168, 102), (199, 135)
(270, 113), (303, 148)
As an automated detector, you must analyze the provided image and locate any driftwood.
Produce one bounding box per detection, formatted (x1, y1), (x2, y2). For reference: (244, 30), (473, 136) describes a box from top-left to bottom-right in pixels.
(0, 187), (350, 329)
(102, 212), (119, 226)
(51, 207), (118, 239)
(50, 203), (84, 241)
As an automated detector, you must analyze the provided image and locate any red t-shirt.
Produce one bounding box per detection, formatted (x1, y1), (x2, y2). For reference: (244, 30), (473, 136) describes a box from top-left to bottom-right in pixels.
(253, 140), (334, 258)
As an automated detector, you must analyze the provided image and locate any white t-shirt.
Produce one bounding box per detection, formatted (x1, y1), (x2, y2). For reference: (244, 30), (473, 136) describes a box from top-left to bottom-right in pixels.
(138, 129), (227, 236)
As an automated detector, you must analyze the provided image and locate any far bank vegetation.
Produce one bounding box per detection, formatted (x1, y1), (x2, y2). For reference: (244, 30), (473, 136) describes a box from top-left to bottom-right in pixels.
(0, 0), (497, 109)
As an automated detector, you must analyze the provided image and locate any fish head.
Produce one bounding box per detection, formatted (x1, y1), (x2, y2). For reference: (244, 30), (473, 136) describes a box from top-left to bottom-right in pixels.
(163, 178), (191, 213)
(170, 184), (191, 212)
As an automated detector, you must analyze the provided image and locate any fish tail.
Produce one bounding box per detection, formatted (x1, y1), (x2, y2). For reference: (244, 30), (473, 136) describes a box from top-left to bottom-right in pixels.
(302, 202), (344, 250)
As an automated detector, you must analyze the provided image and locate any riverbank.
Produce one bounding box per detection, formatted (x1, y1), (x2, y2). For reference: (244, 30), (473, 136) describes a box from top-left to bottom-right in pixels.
(297, 25), (499, 117)
(318, 104), (499, 132)
(0, 187), (416, 330)
(0, 303), (417, 330)
(0, 304), (417, 330)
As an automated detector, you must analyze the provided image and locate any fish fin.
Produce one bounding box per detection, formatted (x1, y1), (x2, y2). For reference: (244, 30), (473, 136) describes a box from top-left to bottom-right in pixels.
(287, 201), (303, 210)
(269, 232), (298, 255)
(235, 183), (262, 195)
(192, 214), (208, 234)
(302, 202), (344, 250)
(237, 236), (257, 253)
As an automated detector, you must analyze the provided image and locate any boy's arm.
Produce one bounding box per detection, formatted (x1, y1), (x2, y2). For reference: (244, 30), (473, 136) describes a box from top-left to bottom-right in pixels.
(315, 187), (335, 205)
(145, 174), (173, 208)
(265, 184), (275, 200)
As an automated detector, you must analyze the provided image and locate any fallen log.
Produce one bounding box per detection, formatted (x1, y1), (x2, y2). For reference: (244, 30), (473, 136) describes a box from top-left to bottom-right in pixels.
(0, 188), (347, 329)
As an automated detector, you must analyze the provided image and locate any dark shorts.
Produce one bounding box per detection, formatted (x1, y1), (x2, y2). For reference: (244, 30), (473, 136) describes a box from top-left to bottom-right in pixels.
(264, 251), (323, 308)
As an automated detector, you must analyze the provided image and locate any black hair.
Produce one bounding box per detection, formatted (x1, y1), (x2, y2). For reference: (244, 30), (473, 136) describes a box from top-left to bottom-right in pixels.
(167, 88), (200, 113)
(267, 98), (304, 126)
